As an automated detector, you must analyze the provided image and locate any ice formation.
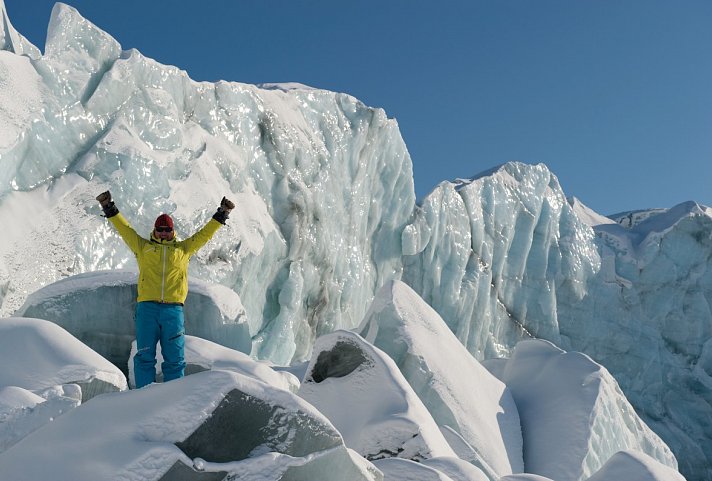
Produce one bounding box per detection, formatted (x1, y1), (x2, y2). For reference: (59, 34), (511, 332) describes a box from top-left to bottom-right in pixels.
(0, 317), (127, 399)
(400, 163), (712, 480)
(498, 339), (676, 480)
(585, 450), (687, 481)
(299, 330), (458, 462)
(0, 1), (414, 370)
(128, 334), (299, 392)
(0, 1), (706, 479)
(360, 280), (523, 479)
(0, 370), (381, 481)
(15, 270), (251, 372)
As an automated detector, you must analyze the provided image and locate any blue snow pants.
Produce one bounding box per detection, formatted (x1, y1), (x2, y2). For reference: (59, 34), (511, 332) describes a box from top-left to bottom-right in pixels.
(134, 301), (186, 389)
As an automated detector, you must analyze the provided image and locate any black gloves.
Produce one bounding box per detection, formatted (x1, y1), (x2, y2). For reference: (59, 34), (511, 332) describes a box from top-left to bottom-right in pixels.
(96, 191), (119, 218)
(212, 196), (235, 224)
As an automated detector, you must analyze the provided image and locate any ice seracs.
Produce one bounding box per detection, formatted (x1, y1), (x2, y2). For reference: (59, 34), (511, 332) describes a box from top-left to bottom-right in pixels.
(360, 280), (523, 479)
(497, 339), (677, 481)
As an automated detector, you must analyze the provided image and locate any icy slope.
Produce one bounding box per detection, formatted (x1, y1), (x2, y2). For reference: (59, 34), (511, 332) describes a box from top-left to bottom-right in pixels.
(0, 2), (414, 367)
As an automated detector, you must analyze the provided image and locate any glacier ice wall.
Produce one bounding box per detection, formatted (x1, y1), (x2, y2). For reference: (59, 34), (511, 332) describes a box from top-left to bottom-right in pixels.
(401, 162), (601, 359)
(401, 163), (712, 480)
(0, 2), (414, 366)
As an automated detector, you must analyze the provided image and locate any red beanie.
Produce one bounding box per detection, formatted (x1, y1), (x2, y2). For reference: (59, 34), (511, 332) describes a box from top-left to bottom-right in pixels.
(154, 214), (174, 230)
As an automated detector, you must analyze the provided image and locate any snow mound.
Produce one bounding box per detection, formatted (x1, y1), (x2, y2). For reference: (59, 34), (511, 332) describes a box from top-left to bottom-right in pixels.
(0, 370), (381, 481)
(500, 339), (677, 481)
(359, 280), (523, 479)
(0, 317), (127, 399)
(0, 384), (81, 454)
(586, 450), (687, 481)
(299, 330), (456, 462)
(128, 335), (299, 392)
(15, 270), (251, 373)
(373, 457), (455, 481)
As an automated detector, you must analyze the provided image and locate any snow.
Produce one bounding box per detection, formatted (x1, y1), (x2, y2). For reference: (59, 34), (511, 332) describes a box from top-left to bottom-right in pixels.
(15, 270), (252, 370)
(0, 317), (127, 396)
(360, 280), (523, 479)
(0, 369), (379, 481)
(499, 339), (676, 480)
(128, 334), (299, 392)
(586, 450), (687, 481)
(299, 330), (456, 461)
(0, 2), (701, 480)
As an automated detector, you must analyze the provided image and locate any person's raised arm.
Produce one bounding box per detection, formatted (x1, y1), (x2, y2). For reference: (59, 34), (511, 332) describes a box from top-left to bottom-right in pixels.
(183, 196), (234, 256)
(96, 191), (145, 255)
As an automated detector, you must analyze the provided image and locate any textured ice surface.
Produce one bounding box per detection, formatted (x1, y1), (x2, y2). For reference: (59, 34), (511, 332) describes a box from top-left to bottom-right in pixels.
(400, 163), (709, 480)
(500, 340), (676, 481)
(0, 1), (40, 59)
(560, 200), (712, 480)
(299, 330), (455, 462)
(128, 334), (299, 392)
(15, 270), (251, 372)
(360, 281), (523, 479)
(0, 2), (414, 370)
(0, 370), (379, 481)
(0, 317), (127, 399)
(401, 162), (600, 359)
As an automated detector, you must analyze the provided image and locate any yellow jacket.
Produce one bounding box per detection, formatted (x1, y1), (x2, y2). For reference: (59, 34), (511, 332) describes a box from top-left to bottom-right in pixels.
(109, 213), (222, 304)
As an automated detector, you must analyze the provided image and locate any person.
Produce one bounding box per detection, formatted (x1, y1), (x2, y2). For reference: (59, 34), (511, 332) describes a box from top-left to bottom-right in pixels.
(96, 191), (234, 388)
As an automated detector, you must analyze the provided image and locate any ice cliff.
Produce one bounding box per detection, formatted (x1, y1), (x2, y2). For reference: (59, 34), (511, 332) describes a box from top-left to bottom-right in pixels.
(0, 2), (708, 480)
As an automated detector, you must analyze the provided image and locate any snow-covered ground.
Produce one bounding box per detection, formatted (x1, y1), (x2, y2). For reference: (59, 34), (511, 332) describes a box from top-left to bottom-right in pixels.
(0, 1), (704, 479)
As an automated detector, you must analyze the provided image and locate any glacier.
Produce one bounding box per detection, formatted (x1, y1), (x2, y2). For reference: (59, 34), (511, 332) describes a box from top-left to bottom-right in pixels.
(0, 1), (708, 480)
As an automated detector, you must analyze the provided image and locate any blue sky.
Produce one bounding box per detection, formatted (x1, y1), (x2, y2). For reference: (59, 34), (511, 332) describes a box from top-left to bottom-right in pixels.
(5, 0), (712, 215)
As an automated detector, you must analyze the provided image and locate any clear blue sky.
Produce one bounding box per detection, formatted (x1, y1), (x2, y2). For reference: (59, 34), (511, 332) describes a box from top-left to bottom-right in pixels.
(5, 0), (712, 215)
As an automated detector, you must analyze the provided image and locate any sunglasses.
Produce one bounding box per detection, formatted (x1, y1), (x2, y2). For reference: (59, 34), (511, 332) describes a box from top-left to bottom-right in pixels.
(155, 226), (173, 233)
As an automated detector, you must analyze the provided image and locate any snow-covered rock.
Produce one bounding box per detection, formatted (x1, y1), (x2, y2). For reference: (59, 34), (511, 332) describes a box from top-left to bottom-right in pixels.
(299, 330), (456, 461)
(500, 339), (677, 481)
(0, 317), (127, 399)
(360, 280), (523, 479)
(128, 334), (299, 392)
(15, 270), (251, 372)
(0, 370), (381, 481)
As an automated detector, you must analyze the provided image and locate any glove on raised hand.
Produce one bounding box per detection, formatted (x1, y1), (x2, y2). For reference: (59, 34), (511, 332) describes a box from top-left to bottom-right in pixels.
(213, 196), (234, 224)
(96, 191), (119, 218)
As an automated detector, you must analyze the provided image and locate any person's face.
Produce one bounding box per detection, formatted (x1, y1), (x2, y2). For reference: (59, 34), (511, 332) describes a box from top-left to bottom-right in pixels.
(154, 226), (175, 241)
